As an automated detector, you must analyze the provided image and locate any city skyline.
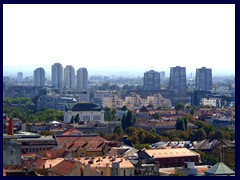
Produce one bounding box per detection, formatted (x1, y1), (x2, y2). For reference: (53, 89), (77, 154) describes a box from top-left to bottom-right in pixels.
(3, 4), (235, 76)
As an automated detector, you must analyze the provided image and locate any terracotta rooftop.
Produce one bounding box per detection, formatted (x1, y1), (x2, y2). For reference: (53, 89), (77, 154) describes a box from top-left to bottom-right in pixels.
(49, 159), (79, 176)
(55, 134), (107, 146)
(79, 156), (134, 169)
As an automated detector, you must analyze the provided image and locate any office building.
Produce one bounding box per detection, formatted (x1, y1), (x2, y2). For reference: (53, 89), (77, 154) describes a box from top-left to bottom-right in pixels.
(64, 65), (75, 89)
(143, 70), (160, 91)
(52, 63), (63, 89)
(169, 66), (187, 92)
(195, 67), (212, 91)
(77, 68), (88, 90)
(34, 67), (45, 87)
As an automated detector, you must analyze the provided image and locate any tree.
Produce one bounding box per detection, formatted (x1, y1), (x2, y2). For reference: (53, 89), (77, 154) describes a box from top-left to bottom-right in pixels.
(113, 125), (124, 136)
(175, 117), (188, 131)
(175, 103), (185, 111)
(121, 110), (136, 131)
(70, 116), (74, 124)
(74, 113), (80, 123)
(194, 129), (207, 141)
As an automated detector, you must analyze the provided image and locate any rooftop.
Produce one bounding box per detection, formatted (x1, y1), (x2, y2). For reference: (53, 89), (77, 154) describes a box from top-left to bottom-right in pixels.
(71, 103), (101, 112)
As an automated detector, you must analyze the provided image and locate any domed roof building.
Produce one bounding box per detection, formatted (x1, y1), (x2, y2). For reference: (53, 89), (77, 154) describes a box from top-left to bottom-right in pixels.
(64, 103), (104, 123)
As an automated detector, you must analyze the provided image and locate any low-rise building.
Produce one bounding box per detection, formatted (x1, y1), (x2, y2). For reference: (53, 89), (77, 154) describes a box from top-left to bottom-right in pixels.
(79, 156), (135, 176)
(200, 98), (221, 107)
(138, 147), (201, 168)
(64, 103), (104, 123)
(37, 95), (77, 111)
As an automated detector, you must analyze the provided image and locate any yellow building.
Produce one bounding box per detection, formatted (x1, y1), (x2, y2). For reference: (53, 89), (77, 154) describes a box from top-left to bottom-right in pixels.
(79, 156), (135, 176)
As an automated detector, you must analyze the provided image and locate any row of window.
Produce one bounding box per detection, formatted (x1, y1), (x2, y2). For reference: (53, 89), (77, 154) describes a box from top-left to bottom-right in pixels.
(24, 147), (49, 152)
(160, 157), (198, 164)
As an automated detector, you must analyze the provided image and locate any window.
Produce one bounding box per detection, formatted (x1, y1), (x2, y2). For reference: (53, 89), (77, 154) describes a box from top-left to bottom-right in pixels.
(101, 171), (103, 175)
(124, 170), (126, 176)
(175, 158), (178, 163)
(182, 158), (185, 163)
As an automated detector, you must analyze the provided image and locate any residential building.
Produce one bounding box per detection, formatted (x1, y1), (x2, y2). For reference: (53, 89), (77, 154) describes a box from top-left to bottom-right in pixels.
(17, 72), (23, 83)
(64, 65), (75, 89)
(78, 90), (91, 102)
(77, 68), (88, 90)
(143, 70), (160, 91)
(79, 156), (135, 176)
(52, 63), (63, 89)
(146, 93), (172, 108)
(37, 95), (77, 111)
(64, 103), (104, 123)
(169, 66), (186, 92)
(191, 90), (212, 106)
(195, 67), (212, 91)
(200, 98), (221, 107)
(34, 67), (45, 87)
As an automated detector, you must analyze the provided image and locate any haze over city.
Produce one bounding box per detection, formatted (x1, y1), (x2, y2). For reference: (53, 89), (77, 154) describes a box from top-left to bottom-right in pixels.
(3, 4), (235, 77)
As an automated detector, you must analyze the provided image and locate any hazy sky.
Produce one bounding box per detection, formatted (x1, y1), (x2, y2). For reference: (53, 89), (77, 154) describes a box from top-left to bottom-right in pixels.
(3, 4), (235, 76)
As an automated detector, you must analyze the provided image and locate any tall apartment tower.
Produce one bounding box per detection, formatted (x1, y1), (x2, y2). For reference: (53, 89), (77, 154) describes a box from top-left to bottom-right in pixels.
(143, 70), (160, 91)
(34, 67), (45, 86)
(17, 72), (23, 83)
(77, 68), (88, 90)
(195, 67), (212, 91)
(64, 65), (75, 89)
(169, 66), (187, 92)
(51, 63), (63, 89)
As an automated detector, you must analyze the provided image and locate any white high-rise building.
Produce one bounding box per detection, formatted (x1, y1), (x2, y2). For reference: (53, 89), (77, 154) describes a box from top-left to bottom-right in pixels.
(52, 63), (63, 89)
(77, 68), (88, 90)
(34, 67), (45, 86)
(64, 65), (75, 89)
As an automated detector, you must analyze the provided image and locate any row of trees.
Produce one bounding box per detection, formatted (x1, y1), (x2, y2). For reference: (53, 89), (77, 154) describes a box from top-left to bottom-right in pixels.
(3, 97), (64, 122)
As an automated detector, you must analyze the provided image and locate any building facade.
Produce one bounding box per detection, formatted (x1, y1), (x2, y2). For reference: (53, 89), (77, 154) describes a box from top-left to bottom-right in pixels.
(77, 68), (88, 90)
(200, 98), (221, 107)
(64, 65), (75, 90)
(64, 103), (104, 123)
(52, 63), (63, 89)
(169, 66), (187, 92)
(34, 67), (45, 87)
(143, 70), (161, 91)
(195, 67), (212, 91)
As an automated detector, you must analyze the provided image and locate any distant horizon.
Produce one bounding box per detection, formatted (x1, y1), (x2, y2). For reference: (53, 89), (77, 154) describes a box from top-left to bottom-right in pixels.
(3, 65), (235, 78)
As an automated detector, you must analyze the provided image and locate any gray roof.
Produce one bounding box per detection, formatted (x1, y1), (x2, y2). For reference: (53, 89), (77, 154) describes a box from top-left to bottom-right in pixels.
(205, 162), (235, 176)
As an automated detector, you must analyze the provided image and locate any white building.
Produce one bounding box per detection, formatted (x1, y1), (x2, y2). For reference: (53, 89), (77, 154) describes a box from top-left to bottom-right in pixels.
(64, 103), (104, 123)
(52, 63), (63, 89)
(64, 65), (75, 90)
(34, 67), (45, 87)
(200, 98), (221, 107)
(77, 68), (88, 90)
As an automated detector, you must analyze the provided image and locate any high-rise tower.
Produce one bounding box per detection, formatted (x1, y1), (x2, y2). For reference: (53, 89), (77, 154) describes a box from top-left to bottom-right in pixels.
(34, 67), (45, 86)
(52, 63), (63, 89)
(195, 67), (212, 91)
(64, 65), (75, 89)
(143, 70), (160, 91)
(77, 68), (88, 90)
(169, 66), (187, 92)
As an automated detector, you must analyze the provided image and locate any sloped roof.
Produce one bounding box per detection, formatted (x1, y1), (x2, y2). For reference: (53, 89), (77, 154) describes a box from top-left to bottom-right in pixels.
(71, 103), (101, 111)
(205, 162), (235, 175)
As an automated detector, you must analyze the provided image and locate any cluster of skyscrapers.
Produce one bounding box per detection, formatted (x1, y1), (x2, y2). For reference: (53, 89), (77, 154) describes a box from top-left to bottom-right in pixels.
(143, 66), (212, 91)
(33, 63), (88, 90)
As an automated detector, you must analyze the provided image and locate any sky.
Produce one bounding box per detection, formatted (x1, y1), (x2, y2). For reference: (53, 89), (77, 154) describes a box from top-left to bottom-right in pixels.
(3, 4), (235, 77)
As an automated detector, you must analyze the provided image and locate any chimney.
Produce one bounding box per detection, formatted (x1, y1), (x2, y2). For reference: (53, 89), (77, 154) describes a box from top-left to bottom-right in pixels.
(8, 118), (14, 135)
